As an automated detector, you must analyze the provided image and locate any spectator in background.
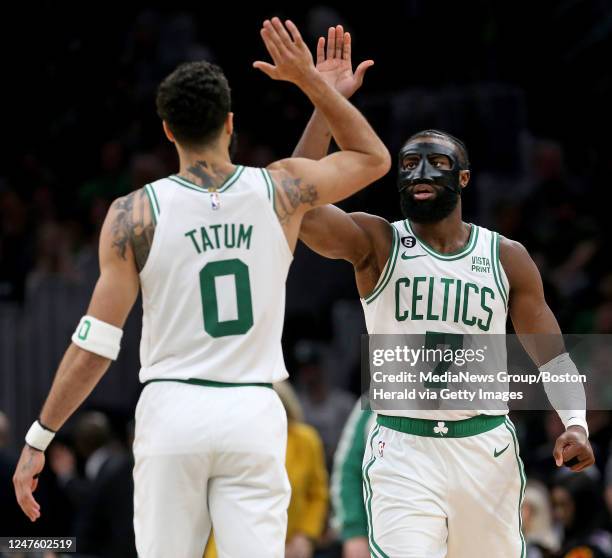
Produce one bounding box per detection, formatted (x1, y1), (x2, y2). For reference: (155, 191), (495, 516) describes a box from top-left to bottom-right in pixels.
(0, 411), (21, 534)
(48, 411), (136, 557)
(0, 411), (9, 449)
(0, 189), (34, 303)
(605, 451), (612, 530)
(295, 341), (355, 469)
(552, 472), (612, 557)
(79, 141), (131, 208)
(26, 221), (77, 291)
(205, 381), (329, 558)
(277, 380), (329, 558)
(522, 480), (560, 558)
(331, 399), (375, 558)
(1, 411), (50, 536)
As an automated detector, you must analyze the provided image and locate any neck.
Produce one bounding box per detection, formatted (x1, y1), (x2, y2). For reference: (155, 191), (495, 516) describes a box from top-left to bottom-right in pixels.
(177, 143), (235, 190)
(409, 204), (470, 254)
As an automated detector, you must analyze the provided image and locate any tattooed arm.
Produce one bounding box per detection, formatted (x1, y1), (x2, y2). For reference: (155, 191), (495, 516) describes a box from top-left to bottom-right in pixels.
(13, 193), (143, 522)
(112, 188), (155, 272)
(255, 18), (390, 250)
(266, 153), (390, 253)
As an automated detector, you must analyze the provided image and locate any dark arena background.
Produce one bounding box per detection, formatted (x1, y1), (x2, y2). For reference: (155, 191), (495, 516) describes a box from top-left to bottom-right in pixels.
(1, 2), (611, 557)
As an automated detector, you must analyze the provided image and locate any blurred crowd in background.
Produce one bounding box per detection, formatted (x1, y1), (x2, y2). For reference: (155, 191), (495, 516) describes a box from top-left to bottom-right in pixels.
(1, 2), (612, 557)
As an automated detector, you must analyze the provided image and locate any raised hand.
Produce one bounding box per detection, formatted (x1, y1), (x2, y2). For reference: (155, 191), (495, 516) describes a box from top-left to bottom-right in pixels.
(315, 25), (374, 99)
(253, 18), (316, 87)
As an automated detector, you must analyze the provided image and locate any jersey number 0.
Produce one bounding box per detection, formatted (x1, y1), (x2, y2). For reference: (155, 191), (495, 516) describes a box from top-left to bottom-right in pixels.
(199, 258), (254, 338)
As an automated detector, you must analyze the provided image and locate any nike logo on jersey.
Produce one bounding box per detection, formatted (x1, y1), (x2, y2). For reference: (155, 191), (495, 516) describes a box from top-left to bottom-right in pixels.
(401, 253), (427, 260)
(494, 444), (510, 458)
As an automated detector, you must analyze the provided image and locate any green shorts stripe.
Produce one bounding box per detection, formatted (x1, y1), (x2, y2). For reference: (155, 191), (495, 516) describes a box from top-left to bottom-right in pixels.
(504, 418), (526, 558)
(362, 424), (389, 558)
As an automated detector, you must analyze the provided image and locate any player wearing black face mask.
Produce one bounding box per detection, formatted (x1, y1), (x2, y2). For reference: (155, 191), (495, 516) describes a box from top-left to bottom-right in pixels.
(397, 139), (468, 223)
(293, 26), (593, 558)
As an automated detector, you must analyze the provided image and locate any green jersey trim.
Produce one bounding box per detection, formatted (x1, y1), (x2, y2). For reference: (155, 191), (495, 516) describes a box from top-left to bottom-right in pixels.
(404, 220), (479, 261)
(363, 226), (400, 305)
(491, 232), (508, 310)
(169, 165), (245, 193)
(261, 168), (276, 211)
(260, 168), (272, 201)
(143, 378), (273, 389)
(143, 183), (159, 224)
(377, 413), (505, 438)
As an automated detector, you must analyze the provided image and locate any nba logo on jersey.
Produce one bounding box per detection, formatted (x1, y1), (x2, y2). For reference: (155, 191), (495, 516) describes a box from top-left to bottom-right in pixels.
(210, 191), (221, 210)
(378, 440), (386, 457)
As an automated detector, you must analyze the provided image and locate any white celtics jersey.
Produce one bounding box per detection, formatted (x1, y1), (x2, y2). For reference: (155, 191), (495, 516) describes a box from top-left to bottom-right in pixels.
(361, 219), (510, 420)
(138, 166), (292, 384)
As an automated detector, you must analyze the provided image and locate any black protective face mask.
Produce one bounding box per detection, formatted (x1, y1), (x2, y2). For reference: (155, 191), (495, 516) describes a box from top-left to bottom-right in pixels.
(397, 142), (466, 223)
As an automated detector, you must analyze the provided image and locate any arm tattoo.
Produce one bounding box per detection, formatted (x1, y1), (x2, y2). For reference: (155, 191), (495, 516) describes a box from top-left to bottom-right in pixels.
(111, 189), (155, 272)
(275, 175), (319, 225)
(110, 195), (133, 260)
(185, 160), (227, 190)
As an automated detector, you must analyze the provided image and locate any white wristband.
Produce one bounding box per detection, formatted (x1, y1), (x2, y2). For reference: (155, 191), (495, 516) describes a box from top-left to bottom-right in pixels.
(539, 352), (589, 437)
(25, 420), (56, 451)
(565, 416), (589, 437)
(71, 315), (123, 360)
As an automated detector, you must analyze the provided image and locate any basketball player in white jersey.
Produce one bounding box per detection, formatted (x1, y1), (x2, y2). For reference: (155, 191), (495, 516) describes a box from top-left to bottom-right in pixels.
(293, 26), (595, 557)
(12, 18), (391, 558)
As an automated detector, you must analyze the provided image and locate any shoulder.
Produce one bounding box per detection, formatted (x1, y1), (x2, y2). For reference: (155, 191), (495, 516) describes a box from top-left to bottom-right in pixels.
(104, 188), (155, 271)
(267, 156), (317, 173)
(110, 188), (141, 210)
(497, 235), (541, 289)
(108, 187), (152, 218)
(349, 213), (394, 264)
(349, 212), (392, 235)
(104, 189), (145, 245)
(266, 157), (311, 185)
(498, 235), (532, 269)
(106, 187), (152, 237)
(265, 159), (318, 216)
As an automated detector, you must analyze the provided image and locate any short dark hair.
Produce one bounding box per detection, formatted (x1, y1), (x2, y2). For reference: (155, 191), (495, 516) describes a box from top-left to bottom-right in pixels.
(403, 129), (470, 169)
(156, 61), (231, 147)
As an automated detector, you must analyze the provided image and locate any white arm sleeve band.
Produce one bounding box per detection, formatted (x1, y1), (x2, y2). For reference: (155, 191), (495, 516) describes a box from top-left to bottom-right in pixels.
(539, 352), (588, 437)
(71, 315), (123, 360)
(25, 420), (56, 451)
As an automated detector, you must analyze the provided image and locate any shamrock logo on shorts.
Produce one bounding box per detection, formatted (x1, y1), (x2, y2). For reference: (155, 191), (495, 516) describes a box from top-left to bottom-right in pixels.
(433, 422), (449, 436)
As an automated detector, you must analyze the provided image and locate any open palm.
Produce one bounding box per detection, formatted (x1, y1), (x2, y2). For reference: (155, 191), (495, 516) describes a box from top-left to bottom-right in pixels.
(316, 25), (374, 99)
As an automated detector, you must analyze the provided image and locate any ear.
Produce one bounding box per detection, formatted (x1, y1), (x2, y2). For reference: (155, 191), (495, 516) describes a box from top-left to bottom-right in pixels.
(459, 170), (470, 189)
(225, 112), (234, 136)
(162, 121), (175, 143)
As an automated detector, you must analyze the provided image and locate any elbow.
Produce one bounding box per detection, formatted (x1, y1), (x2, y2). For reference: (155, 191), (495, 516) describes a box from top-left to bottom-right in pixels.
(372, 146), (392, 179)
(381, 147), (392, 175)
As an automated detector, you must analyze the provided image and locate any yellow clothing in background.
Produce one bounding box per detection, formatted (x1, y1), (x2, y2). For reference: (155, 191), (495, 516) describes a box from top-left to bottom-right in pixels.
(285, 422), (329, 541)
(204, 422), (328, 557)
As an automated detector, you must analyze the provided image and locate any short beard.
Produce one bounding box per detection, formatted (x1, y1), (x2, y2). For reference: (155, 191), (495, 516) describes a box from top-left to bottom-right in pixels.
(399, 186), (460, 223)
